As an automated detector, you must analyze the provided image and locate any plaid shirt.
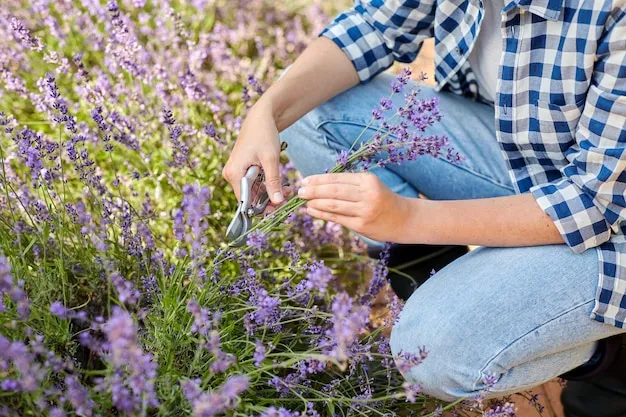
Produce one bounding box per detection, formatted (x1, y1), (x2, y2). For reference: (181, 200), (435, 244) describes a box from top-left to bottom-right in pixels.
(320, 0), (626, 327)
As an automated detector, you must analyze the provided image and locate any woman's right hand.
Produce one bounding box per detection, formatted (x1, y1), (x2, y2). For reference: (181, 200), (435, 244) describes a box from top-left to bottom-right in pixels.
(222, 104), (285, 205)
(222, 37), (360, 206)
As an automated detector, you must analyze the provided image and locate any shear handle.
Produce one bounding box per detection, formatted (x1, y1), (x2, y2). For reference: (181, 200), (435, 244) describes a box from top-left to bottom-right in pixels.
(239, 165), (262, 213)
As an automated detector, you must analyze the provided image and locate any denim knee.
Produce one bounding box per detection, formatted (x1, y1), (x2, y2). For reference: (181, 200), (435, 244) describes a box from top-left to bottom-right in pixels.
(389, 300), (490, 401)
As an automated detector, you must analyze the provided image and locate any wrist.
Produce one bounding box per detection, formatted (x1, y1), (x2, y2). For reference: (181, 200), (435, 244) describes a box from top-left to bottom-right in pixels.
(395, 197), (426, 244)
(255, 91), (289, 131)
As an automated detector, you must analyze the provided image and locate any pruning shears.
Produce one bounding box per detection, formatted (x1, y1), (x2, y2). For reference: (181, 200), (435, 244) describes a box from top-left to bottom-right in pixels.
(225, 142), (289, 247)
(225, 165), (270, 247)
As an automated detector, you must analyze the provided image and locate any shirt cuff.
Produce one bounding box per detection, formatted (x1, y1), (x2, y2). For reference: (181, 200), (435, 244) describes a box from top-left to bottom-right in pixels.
(530, 178), (611, 253)
(319, 8), (395, 83)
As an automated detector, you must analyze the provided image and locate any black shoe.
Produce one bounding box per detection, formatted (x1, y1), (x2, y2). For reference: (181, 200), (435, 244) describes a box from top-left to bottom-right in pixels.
(367, 243), (469, 300)
(561, 334), (626, 417)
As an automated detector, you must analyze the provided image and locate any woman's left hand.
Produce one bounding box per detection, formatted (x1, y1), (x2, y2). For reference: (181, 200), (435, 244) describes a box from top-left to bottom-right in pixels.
(297, 172), (412, 243)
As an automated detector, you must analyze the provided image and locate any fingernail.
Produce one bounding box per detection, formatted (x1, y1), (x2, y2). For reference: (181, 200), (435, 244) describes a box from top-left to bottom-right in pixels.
(301, 177), (309, 185)
(273, 192), (284, 203)
(298, 187), (305, 196)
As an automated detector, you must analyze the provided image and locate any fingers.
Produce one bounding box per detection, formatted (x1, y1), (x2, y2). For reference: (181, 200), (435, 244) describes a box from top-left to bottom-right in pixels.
(301, 172), (371, 186)
(297, 183), (361, 201)
(306, 206), (356, 228)
(259, 152), (284, 204)
(305, 199), (360, 216)
(222, 163), (246, 200)
(263, 185), (292, 214)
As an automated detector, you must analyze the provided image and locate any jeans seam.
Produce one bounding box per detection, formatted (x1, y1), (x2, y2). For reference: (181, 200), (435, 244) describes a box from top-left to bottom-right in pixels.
(307, 117), (343, 172)
(315, 118), (516, 193)
(472, 298), (596, 392)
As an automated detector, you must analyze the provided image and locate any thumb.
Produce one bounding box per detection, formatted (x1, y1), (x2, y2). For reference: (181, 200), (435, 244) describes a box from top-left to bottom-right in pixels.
(260, 153), (284, 204)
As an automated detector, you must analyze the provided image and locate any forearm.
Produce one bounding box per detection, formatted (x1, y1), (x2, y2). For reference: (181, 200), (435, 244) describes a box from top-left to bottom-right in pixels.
(256, 37), (359, 132)
(403, 193), (565, 247)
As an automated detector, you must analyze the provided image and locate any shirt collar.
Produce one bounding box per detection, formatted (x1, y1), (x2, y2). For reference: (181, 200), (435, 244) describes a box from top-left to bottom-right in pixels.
(502, 0), (563, 21)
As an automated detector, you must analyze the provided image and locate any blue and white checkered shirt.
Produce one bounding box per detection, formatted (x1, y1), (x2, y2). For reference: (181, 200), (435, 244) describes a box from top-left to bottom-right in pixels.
(320, 0), (626, 327)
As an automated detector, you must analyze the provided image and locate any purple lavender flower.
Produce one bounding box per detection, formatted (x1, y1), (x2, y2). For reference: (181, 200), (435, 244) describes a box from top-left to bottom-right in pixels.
(304, 403), (319, 417)
(187, 300), (212, 336)
(324, 292), (370, 362)
(379, 97), (393, 111)
(203, 122), (226, 147)
(268, 375), (291, 396)
(394, 347), (428, 376)
(483, 372), (499, 388)
(0, 255), (14, 294)
(210, 351), (235, 374)
(281, 241), (300, 265)
(258, 407), (300, 417)
(377, 338), (396, 381)
(219, 375), (249, 399)
(402, 382), (422, 403)
(65, 375), (95, 416)
(0, 254), (30, 319)
(336, 150), (349, 167)
(245, 285), (281, 333)
(11, 127), (59, 185)
(384, 293), (404, 326)
(0, 335), (46, 392)
(174, 183), (211, 262)
(253, 339), (267, 366)
(181, 70), (208, 101)
(361, 243), (390, 303)
(398, 95), (442, 132)
(182, 378), (203, 403)
(10, 17), (44, 51)
(91, 106), (109, 132)
(73, 53), (89, 80)
(162, 107), (190, 167)
(43, 73), (77, 133)
(390, 67), (411, 93)
(247, 75), (264, 95)
(431, 405), (444, 417)
(185, 375), (249, 417)
(110, 271), (140, 305)
(49, 408), (66, 417)
(303, 261), (334, 294)
(242, 85), (251, 104)
(100, 307), (159, 412)
(106, 1), (148, 80)
(50, 301), (68, 318)
(246, 230), (268, 250)
(1, 380), (20, 391)
(141, 274), (159, 301)
(204, 122), (216, 137)
(484, 403), (517, 417)
(527, 392), (545, 413)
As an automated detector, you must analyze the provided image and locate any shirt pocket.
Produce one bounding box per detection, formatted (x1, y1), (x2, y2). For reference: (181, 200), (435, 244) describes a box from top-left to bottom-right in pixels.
(530, 99), (585, 156)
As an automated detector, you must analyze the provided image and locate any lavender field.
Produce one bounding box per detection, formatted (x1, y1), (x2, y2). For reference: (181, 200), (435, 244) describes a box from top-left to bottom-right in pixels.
(0, 1), (524, 416)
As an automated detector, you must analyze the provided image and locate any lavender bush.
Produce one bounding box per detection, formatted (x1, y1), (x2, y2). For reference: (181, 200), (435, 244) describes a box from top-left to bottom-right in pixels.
(0, 1), (525, 416)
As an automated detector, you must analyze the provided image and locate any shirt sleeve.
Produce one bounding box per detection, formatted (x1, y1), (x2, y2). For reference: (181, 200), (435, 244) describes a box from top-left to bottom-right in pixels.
(319, 0), (436, 83)
(530, 10), (626, 254)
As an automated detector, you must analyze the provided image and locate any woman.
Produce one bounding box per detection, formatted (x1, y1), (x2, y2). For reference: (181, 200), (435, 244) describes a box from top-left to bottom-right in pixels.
(223, 0), (626, 414)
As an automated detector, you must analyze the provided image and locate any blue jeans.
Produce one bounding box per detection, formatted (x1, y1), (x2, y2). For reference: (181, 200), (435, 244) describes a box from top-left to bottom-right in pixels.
(279, 72), (626, 401)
